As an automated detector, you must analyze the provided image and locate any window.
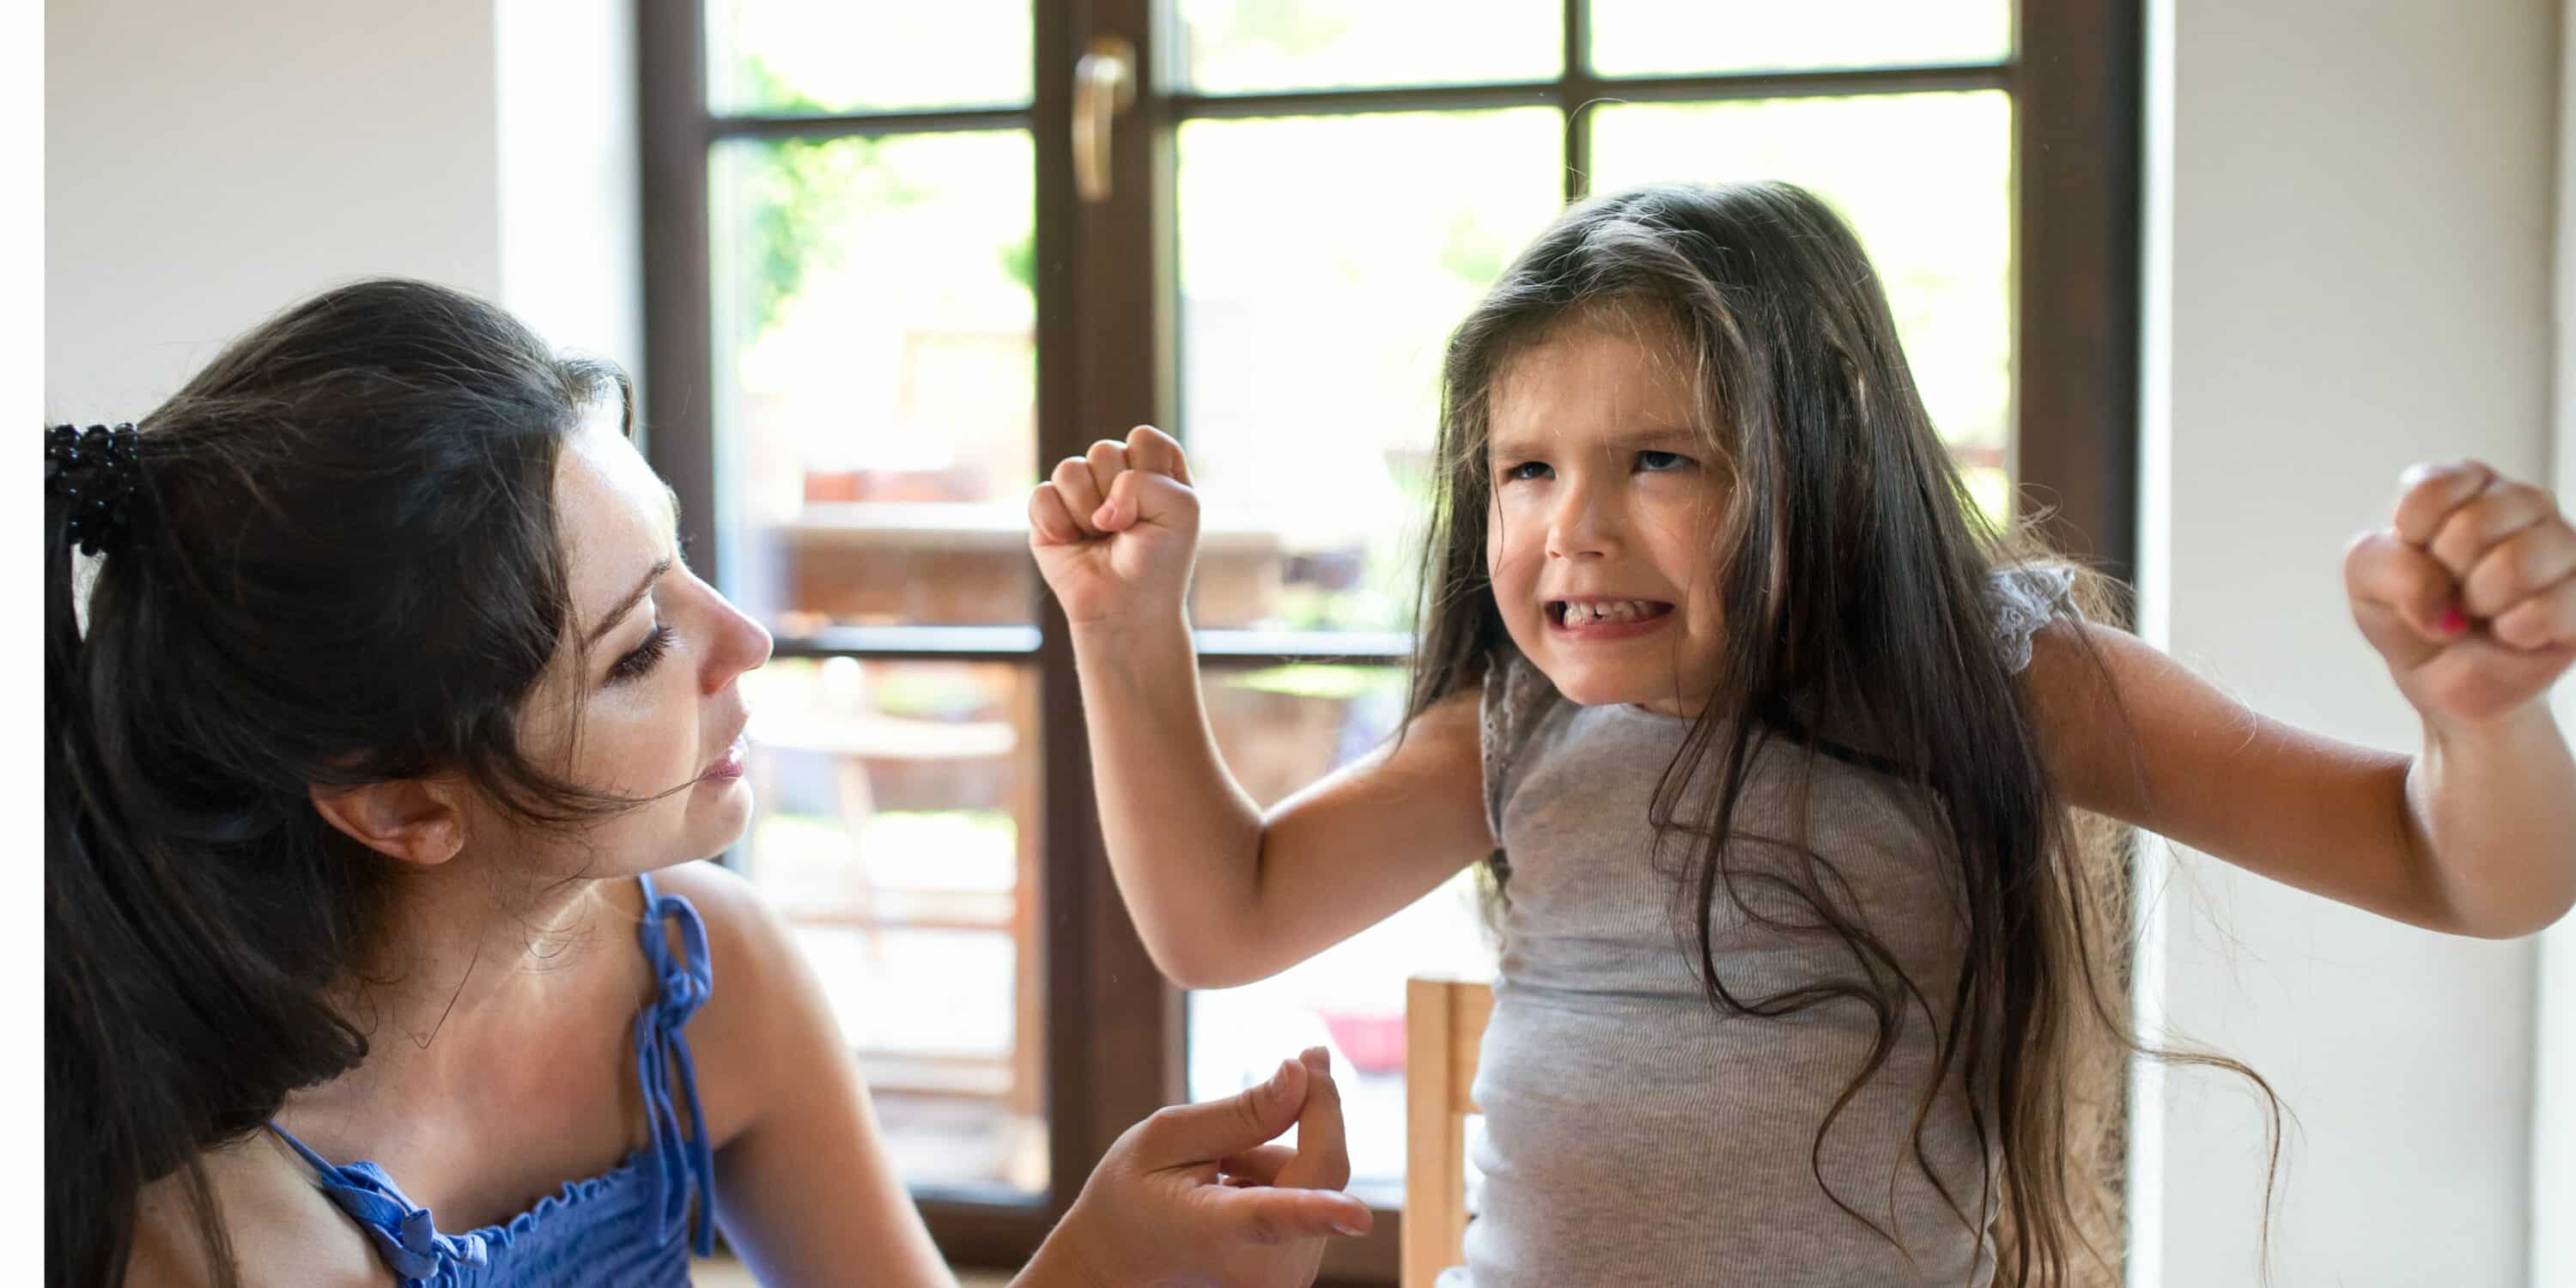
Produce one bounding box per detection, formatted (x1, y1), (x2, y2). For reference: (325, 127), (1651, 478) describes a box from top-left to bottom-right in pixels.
(641, 0), (2138, 1275)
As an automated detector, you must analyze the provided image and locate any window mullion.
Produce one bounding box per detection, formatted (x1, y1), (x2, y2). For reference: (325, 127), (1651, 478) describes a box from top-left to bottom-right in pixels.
(1046, 0), (1188, 1210)
(638, 0), (720, 580)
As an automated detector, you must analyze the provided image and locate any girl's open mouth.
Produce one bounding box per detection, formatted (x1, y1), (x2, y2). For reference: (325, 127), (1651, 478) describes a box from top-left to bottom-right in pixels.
(1546, 598), (1675, 638)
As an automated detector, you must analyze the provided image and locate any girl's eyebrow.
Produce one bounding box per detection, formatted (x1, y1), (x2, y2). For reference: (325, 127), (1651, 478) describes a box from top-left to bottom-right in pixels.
(1488, 426), (1699, 459)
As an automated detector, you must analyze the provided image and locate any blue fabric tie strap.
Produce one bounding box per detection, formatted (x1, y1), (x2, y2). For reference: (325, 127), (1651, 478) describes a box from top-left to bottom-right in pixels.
(633, 872), (718, 1257)
(266, 1127), (492, 1285)
(262, 872), (720, 1285)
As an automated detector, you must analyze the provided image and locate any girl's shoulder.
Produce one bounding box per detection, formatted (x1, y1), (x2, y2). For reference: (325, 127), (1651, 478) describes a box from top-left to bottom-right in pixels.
(1984, 561), (2081, 674)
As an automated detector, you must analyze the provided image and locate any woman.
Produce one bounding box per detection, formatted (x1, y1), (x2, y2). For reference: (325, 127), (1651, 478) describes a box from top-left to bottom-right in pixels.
(46, 278), (1370, 1287)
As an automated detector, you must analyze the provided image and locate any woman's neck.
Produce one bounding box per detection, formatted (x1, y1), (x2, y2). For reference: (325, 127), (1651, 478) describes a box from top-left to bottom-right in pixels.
(327, 854), (625, 1078)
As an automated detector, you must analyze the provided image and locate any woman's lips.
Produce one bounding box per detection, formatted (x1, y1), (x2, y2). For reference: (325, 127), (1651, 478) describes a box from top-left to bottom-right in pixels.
(699, 736), (747, 783)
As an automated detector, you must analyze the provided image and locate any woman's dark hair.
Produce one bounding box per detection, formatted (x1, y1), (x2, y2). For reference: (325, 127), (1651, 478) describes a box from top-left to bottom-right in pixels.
(46, 278), (634, 1288)
(1404, 182), (2281, 1286)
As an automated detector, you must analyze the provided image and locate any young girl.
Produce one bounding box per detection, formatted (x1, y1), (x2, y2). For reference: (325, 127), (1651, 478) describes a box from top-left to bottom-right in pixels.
(47, 279), (1376, 1288)
(1027, 181), (2576, 1286)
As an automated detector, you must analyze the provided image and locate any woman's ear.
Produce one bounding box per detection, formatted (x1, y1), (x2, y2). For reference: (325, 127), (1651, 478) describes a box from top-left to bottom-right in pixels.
(307, 778), (468, 867)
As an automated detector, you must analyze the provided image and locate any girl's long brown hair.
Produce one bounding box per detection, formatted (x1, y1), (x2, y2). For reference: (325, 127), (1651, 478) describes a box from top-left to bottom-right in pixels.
(1403, 181), (2280, 1286)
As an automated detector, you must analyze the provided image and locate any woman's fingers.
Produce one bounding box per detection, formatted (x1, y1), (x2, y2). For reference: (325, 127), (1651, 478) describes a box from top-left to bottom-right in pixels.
(1276, 1047), (1352, 1191)
(1192, 1182), (1374, 1243)
(1134, 1058), (1307, 1166)
(1216, 1144), (1299, 1186)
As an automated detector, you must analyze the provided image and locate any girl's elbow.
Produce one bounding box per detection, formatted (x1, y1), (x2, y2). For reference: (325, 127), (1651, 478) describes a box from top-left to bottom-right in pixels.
(2488, 890), (2576, 939)
(1139, 931), (1265, 991)
(2438, 881), (2576, 940)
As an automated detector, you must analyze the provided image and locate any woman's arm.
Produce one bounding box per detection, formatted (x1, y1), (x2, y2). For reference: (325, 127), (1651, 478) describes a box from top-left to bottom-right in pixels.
(2029, 462), (2576, 939)
(664, 863), (1370, 1288)
(664, 862), (951, 1287)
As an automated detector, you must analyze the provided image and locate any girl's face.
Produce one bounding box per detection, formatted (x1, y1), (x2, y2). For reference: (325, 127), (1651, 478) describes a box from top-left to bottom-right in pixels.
(1484, 322), (1728, 718)
(507, 416), (774, 873)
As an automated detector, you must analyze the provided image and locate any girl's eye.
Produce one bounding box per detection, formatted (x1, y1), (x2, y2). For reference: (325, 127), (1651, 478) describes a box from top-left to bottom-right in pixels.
(1637, 450), (1690, 473)
(1504, 461), (1552, 482)
(607, 623), (676, 685)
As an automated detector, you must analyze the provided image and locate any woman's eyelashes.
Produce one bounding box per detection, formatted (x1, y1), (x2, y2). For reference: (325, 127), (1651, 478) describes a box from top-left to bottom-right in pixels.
(607, 621), (677, 685)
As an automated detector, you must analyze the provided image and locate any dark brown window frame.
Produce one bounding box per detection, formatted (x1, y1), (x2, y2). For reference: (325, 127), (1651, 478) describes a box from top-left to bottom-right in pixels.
(638, 1), (2138, 1279)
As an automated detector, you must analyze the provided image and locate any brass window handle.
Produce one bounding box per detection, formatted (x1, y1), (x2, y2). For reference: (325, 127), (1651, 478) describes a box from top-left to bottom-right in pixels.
(1073, 35), (1137, 203)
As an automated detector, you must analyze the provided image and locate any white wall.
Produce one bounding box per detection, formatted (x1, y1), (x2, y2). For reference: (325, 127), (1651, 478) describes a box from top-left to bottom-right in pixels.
(2534, 8), (2576, 1279)
(2139, 1), (2559, 1285)
(44, 0), (641, 416)
(45, 0), (507, 417)
(495, 0), (645, 380)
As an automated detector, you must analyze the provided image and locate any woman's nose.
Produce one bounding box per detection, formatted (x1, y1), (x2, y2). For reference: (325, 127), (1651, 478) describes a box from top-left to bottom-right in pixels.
(700, 589), (774, 695)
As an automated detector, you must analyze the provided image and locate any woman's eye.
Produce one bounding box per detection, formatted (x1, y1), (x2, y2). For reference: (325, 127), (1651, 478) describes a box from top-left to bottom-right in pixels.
(1504, 461), (1552, 482)
(1637, 450), (1690, 472)
(607, 623), (676, 685)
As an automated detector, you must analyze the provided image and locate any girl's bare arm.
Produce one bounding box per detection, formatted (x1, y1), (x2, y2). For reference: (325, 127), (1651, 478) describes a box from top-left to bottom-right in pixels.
(2032, 461), (2576, 939)
(1072, 616), (1490, 987)
(2031, 620), (2573, 936)
(1031, 426), (1490, 989)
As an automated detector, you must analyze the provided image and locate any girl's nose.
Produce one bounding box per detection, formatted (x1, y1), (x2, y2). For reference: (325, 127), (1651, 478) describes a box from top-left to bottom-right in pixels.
(1545, 477), (1625, 562)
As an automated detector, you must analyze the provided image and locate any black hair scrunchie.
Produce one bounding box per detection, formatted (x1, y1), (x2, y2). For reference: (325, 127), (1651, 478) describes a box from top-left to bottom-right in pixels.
(46, 422), (143, 557)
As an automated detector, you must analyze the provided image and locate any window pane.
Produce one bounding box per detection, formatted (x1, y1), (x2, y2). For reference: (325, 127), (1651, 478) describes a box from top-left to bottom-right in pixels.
(1589, 93), (2014, 499)
(1187, 665), (1498, 1204)
(1587, 0), (2009, 78)
(738, 657), (1046, 1198)
(1170, 0), (1558, 94)
(708, 0), (1032, 114)
(1175, 109), (1564, 633)
(711, 131), (1037, 635)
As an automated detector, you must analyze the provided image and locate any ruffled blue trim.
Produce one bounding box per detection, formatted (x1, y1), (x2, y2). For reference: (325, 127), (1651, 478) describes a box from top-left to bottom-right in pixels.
(456, 1150), (647, 1256)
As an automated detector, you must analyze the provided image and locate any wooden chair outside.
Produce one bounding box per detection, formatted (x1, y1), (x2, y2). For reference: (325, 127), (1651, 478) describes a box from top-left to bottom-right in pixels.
(1403, 975), (1493, 1288)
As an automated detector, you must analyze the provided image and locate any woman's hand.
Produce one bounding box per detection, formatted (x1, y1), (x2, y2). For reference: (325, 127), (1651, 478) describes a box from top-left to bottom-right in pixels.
(1028, 1048), (1370, 1288)
(2346, 460), (2576, 727)
(1027, 425), (1202, 633)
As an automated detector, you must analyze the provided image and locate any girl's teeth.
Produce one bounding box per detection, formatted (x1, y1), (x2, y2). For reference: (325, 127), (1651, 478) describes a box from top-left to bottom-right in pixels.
(1565, 600), (1650, 625)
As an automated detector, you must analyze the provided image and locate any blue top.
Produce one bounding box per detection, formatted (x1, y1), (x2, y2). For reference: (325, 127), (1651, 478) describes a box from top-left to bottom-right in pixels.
(267, 872), (719, 1287)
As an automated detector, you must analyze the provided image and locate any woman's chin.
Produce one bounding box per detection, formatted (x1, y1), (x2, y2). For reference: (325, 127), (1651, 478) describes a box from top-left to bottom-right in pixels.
(685, 778), (757, 857)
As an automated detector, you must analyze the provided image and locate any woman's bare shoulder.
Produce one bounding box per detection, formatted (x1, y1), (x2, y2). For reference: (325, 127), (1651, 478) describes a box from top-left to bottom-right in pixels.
(123, 1133), (390, 1288)
(643, 860), (819, 1151)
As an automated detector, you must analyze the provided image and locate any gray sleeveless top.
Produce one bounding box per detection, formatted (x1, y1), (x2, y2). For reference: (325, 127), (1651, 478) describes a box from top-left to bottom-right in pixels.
(1451, 564), (2075, 1288)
